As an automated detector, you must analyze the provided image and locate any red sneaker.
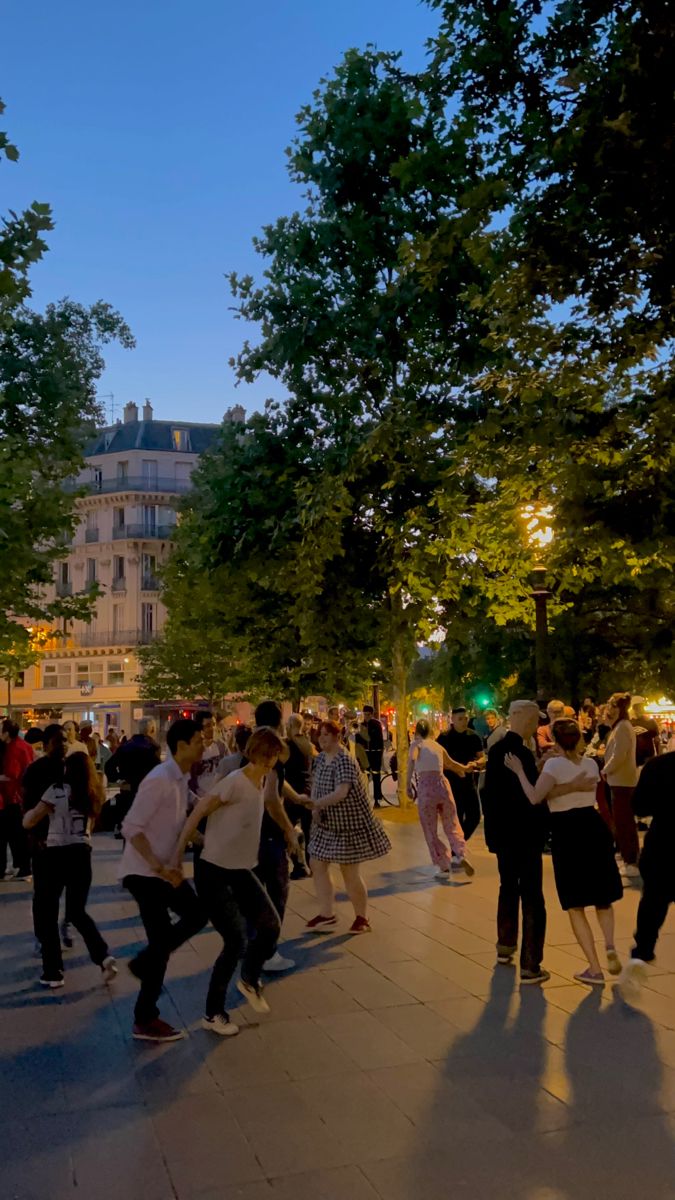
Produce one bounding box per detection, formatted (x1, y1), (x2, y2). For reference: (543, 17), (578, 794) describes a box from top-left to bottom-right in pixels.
(349, 916), (372, 934)
(132, 1018), (185, 1043)
(305, 914), (338, 933)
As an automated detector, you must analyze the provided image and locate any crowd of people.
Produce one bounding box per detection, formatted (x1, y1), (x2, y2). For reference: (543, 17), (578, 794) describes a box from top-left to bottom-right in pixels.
(0, 685), (671, 1040)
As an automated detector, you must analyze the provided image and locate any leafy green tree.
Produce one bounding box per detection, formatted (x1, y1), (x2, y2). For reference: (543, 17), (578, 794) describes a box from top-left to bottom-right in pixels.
(0, 98), (134, 650)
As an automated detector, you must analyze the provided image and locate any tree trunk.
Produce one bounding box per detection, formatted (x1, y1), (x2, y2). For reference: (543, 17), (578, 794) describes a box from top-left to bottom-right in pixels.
(391, 630), (410, 809)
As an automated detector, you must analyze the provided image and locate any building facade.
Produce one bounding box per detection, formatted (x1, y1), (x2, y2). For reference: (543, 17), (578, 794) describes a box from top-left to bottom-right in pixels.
(11, 401), (224, 733)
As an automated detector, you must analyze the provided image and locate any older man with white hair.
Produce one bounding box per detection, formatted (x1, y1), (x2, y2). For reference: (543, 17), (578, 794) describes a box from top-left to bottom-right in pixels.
(483, 700), (550, 984)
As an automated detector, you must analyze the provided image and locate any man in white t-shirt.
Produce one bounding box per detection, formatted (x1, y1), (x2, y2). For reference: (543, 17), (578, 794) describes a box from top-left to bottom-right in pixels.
(120, 718), (207, 1044)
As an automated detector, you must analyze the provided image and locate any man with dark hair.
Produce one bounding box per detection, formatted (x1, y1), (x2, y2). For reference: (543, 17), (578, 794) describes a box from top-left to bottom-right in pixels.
(120, 718), (207, 1043)
(190, 710), (227, 797)
(0, 719), (34, 880)
(483, 700), (550, 984)
(357, 705), (384, 807)
(105, 716), (161, 837)
(21, 725), (67, 940)
(438, 708), (485, 844)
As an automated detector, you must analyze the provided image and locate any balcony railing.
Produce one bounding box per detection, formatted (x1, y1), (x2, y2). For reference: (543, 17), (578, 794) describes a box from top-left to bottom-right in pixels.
(141, 574), (160, 591)
(111, 576), (126, 592)
(77, 628), (161, 647)
(112, 523), (176, 540)
(64, 475), (192, 496)
(85, 528), (100, 543)
(56, 580), (72, 597)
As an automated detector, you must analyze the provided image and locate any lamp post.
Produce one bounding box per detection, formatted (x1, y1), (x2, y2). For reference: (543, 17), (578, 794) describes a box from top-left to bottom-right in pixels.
(521, 504), (554, 705)
(371, 660), (381, 718)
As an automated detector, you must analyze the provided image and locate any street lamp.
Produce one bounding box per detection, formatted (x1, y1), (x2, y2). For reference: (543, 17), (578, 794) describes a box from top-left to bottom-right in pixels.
(371, 660), (382, 718)
(521, 503), (554, 704)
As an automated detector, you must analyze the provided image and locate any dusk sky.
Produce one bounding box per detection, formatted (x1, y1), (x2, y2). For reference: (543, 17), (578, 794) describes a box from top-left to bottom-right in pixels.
(3, 0), (438, 425)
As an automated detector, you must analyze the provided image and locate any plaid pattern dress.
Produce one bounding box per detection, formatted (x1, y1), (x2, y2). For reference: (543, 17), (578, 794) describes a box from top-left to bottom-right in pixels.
(309, 749), (392, 864)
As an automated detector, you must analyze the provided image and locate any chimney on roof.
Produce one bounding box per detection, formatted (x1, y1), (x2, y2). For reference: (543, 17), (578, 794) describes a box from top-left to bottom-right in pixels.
(124, 401), (138, 424)
(143, 399), (153, 421)
(224, 404), (246, 424)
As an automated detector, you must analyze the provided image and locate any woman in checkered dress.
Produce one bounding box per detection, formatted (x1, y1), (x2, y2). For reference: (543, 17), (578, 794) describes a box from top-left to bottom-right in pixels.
(305, 720), (391, 935)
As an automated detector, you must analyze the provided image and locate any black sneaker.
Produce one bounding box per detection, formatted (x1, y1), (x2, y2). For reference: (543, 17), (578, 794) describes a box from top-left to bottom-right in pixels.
(39, 972), (65, 990)
(520, 969), (551, 985)
(60, 920), (73, 949)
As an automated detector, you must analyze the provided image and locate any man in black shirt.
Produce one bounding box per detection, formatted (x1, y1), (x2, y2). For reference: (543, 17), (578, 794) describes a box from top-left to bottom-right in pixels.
(438, 708), (485, 841)
(483, 700), (549, 984)
(358, 705), (384, 806)
(21, 724), (67, 943)
(105, 717), (161, 836)
(619, 752), (675, 998)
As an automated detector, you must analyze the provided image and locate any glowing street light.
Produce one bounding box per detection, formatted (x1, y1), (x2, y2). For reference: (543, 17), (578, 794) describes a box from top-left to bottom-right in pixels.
(521, 502), (555, 704)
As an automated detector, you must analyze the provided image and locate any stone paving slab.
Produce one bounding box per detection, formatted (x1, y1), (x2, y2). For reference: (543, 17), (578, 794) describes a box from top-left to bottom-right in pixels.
(1, 818), (675, 1199)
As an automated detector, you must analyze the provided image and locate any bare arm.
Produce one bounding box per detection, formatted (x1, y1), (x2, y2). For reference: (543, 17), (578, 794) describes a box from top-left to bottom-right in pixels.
(504, 755), (557, 806)
(264, 771), (300, 850)
(314, 782), (350, 810)
(441, 748), (467, 776)
(174, 792), (223, 863)
(23, 800), (51, 830)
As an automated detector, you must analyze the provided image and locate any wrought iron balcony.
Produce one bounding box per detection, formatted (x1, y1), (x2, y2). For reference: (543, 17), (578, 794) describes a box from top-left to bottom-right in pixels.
(77, 628), (160, 647)
(141, 575), (160, 591)
(55, 580), (72, 597)
(112, 524), (175, 540)
(85, 528), (100, 543)
(64, 475), (192, 496)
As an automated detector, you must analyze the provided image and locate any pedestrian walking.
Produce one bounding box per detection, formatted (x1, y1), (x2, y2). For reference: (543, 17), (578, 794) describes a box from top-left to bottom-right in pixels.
(619, 751), (675, 999)
(602, 692), (640, 877)
(506, 718), (623, 986)
(105, 716), (161, 837)
(0, 719), (34, 880)
(23, 751), (116, 989)
(359, 704), (384, 807)
(483, 700), (550, 984)
(305, 719), (391, 935)
(174, 727), (286, 1031)
(408, 719), (475, 878)
(120, 718), (207, 1043)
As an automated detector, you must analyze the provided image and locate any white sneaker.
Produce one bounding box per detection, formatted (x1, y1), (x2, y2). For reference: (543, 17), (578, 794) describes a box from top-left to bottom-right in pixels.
(263, 951), (295, 972)
(101, 956), (118, 984)
(237, 978), (270, 1014)
(450, 855), (463, 869)
(619, 958), (648, 1001)
(435, 869), (451, 880)
(202, 1014), (239, 1037)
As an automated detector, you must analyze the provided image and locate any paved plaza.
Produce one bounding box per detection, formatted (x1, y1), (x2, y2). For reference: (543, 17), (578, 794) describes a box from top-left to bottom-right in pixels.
(2, 815), (675, 1200)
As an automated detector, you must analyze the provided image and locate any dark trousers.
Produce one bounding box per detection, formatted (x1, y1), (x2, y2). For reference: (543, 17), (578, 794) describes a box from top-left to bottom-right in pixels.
(496, 846), (546, 972)
(254, 837), (289, 952)
(450, 777), (481, 841)
(632, 858), (674, 962)
(195, 858), (280, 1018)
(124, 875), (207, 1025)
(0, 805), (30, 876)
(33, 845), (108, 978)
(608, 785), (639, 865)
(367, 750), (383, 803)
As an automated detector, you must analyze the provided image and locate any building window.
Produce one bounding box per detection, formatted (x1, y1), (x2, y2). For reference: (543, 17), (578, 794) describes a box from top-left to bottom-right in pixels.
(141, 603), (155, 634)
(43, 663), (72, 690)
(172, 428), (190, 452)
(142, 460), (158, 487)
(59, 562), (70, 585)
(143, 505), (157, 534)
(113, 555), (125, 582)
(86, 558), (97, 585)
(116, 461), (128, 483)
(113, 506), (125, 531)
(15, 671), (25, 689)
(76, 661), (104, 687)
(112, 603), (124, 635)
(107, 661), (125, 685)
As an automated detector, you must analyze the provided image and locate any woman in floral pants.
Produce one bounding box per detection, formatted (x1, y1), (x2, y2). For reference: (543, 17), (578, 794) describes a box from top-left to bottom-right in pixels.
(407, 721), (475, 880)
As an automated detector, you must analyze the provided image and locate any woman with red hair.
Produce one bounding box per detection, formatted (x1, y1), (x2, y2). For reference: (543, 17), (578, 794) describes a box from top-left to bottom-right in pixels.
(305, 720), (390, 934)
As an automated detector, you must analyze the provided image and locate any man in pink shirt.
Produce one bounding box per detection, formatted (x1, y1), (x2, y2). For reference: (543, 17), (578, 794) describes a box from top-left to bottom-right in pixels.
(120, 718), (207, 1043)
(1, 719), (34, 880)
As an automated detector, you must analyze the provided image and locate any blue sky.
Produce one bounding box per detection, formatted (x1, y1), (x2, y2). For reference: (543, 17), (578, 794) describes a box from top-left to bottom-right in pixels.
(2, 0), (438, 425)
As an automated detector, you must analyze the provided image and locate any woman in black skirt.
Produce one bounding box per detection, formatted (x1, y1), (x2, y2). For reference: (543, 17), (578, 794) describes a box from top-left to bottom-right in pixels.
(506, 718), (623, 986)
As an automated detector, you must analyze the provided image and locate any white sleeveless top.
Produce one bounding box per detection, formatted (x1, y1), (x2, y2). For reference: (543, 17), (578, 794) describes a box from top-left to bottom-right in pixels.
(411, 739), (445, 772)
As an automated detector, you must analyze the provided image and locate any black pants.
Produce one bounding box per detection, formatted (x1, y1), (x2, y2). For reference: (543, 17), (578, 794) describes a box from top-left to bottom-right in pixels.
(33, 845), (108, 978)
(124, 875), (207, 1025)
(0, 805), (30, 877)
(450, 777), (481, 841)
(632, 857), (674, 962)
(195, 858), (280, 1018)
(367, 750), (383, 803)
(254, 836), (289, 951)
(496, 846), (546, 972)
